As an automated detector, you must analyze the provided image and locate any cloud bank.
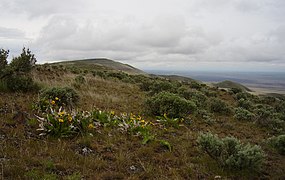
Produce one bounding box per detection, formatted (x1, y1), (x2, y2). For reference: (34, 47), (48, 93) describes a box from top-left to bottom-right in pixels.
(0, 0), (285, 71)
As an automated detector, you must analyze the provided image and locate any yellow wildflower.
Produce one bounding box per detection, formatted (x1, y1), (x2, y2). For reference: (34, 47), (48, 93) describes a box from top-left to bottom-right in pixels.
(58, 111), (66, 116)
(88, 123), (95, 129)
(140, 120), (145, 123)
(58, 118), (64, 123)
(51, 100), (56, 105)
(68, 116), (72, 122)
(55, 97), (59, 100)
(110, 110), (115, 115)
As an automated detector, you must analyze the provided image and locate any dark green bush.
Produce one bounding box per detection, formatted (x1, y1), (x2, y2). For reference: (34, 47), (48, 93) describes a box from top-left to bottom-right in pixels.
(39, 87), (79, 107)
(197, 133), (265, 171)
(0, 47), (38, 93)
(208, 98), (232, 115)
(6, 75), (39, 92)
(146, 92), (196, 118)
(268, 135), (285, 155)
(234, 107), (255, 121)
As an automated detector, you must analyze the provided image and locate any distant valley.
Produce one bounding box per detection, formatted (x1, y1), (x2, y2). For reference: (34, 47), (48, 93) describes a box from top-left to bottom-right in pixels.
(147, 70), (285, 95)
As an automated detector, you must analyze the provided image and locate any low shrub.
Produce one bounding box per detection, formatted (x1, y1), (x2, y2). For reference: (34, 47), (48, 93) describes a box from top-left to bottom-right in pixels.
(268, 135), (285, 155)
(146, 92), (197, 118)
(197, 132), (265, 171)
(38, 87), (79, 109)
(5, 75), (39, 92)
(238, 98), (254, 110)
(148, 80), (178, 95)
(208, 98), (232, 115)
(234, 108), (255, 121)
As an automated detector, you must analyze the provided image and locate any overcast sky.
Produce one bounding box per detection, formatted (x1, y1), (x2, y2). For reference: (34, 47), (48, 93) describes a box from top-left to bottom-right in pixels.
(0, 0), (285, 72)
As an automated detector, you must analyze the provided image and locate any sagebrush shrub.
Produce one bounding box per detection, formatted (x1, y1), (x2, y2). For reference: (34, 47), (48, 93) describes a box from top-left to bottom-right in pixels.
(39, 87), (79, 108)
(197, 132), (265, 171)
(208, 98), (232, 115)
(234, 107), (255, 121)
(268, 135), (285, 155)
(6, 75), (39, 92)
(238, 98), (253, 110)
(146, 92), (196, 118)
(148, 80), (178, 95)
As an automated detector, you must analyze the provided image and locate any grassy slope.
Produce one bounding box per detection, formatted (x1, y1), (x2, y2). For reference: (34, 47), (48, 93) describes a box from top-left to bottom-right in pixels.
(53, 58), (146, 75)
(1, 63), (285, 179)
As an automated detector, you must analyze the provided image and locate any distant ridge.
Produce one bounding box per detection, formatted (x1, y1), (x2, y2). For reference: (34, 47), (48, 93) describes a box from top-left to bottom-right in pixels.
(214, 80), (252, 92)
(159, 75), (199, 83)
(54, 58), (146, 75)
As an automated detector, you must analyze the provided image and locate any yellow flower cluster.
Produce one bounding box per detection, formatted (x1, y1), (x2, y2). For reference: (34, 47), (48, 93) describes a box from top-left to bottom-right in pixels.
(51, 97), (60, 105)
(57, 110), (73, 123)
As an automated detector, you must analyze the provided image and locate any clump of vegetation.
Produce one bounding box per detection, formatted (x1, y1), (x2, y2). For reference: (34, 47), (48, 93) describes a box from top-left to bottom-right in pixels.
(35, 87), (79, 111)
(156, 113), (185, 128)
(146, 92), (197, 118)
(268, 135), (285, 155)
(148, 80), (178, 95)
(234, 107), (255, 121)
(238, 98), (254, 110)
(197, 132), (266, 171)
(0, 48), (38, 92)
(208, 97), (232, 115)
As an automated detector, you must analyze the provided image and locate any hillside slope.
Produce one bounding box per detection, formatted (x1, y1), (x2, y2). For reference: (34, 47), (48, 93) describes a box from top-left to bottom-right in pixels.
(53, 58), (146, 74)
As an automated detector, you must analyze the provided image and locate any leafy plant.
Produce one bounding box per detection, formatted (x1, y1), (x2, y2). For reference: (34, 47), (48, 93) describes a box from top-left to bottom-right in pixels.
(146, 92), (197, 118)
(156, 113), (185, 128)
(197, 132), (265, 171)
(159, 140), (172, 151)
(208, 98), (232, 115)
(234, 107), (255, 121)
(39, 87), (79, 109)
(268, 135), (285, 155)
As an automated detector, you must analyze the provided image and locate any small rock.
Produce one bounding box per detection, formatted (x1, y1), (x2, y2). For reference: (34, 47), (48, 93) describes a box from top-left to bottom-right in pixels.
(129, 165), (136, 171)
(82, 147), (93, 155)
(214, 175), (222, 179)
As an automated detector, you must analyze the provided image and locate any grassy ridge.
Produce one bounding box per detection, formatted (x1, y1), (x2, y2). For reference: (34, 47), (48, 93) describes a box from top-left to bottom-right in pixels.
(1, 61), (285, 179)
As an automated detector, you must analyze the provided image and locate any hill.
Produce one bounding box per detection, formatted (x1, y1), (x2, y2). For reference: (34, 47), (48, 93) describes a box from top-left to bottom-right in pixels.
(1, 57), (285, 179)
(214, 80), (252, 92)
(53, 58), (146, 74)
(159, 74), (200, 83)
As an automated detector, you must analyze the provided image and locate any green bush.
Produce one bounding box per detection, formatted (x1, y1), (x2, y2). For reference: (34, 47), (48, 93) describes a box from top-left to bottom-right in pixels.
(146, 92), (196, 118)
(238, 98), (253, 110)
(39, 87), (79, 108)
(6, 75), (39, 92)
(0, 48), (38, 93)
(234, 108), (255, 121)
(178, 87), (207, 108)
(208, 98), (232, 115)
(148, 80), (178, 95)
(197, 133), (265, 171)
(268, 135), (285, 155)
